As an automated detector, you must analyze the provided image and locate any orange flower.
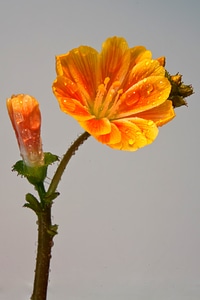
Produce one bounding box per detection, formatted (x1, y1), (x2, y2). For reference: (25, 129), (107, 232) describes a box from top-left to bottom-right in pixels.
(53, 36), (175, 151)
(7, 94), (44, 166)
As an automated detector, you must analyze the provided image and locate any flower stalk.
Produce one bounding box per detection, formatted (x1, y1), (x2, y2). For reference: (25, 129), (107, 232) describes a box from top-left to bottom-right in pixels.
(30, 132), (90, 300)
(30, 206), (53, 300)
(46, 131), (90, 199)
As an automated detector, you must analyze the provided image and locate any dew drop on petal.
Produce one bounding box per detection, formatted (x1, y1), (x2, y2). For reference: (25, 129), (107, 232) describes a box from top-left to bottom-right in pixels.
(14, 112), (24, 124)
(125, 90), (140, 106)
(146, 84), (154, 95)
(147, 120), (154, 126)
(128, 138), (135, 145)
(140, 83), (154, 97)
(136, 131), (142, 135)
(21, 128), (32, 141)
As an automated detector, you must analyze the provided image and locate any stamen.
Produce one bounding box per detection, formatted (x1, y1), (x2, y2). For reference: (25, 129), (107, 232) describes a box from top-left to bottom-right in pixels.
(92, 77), (123, 119)
(99, 82), (122, 118)
(93, 77), (110, 116)
(104, 77), (110, 86)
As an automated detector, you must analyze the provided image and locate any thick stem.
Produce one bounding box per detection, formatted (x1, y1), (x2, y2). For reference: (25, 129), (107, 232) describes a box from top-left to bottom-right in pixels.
(30, 206), (53, 300)
(30, 131), (90, 300)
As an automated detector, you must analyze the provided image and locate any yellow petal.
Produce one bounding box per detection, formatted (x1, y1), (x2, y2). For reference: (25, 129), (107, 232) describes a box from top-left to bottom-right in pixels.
(124, 59), (165, 89)
(55, 46), (100, 108)
(108, 118), (158, 151)
(117, 76), (171, 118)
(100, 36), (130, 85)
(79, 117), (111, 135)
(130, 46), (152, 65)
(53, 76), (87, 107)
(95, 122), (121, 144)
(136, 100), (176, 126)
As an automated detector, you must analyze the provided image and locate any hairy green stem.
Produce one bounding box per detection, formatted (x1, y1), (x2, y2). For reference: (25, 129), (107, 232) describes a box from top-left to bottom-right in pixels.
(46, 131), (90, 198)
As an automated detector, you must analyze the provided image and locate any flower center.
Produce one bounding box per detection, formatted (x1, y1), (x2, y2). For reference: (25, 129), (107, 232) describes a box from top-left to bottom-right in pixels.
(92, 77), (123, 119)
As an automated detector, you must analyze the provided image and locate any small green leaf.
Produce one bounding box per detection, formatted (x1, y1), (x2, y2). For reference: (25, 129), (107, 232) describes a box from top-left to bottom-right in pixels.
(24, 193), (42, 212)
(47, 224), (58, 236)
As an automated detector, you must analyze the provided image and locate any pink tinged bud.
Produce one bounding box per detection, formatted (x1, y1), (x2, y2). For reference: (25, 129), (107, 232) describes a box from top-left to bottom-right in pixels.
(7, 94), (44, 167)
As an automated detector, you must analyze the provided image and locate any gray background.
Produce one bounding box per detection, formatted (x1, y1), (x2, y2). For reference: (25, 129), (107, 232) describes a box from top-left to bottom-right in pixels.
(0, 0), (200, 299)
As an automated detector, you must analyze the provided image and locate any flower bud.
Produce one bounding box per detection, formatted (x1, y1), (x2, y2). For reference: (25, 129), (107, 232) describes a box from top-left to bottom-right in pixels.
(7, 94), (44, 167)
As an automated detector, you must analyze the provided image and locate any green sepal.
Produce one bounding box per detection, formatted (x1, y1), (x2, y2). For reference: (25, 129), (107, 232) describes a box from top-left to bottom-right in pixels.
(44, 152), (59, 165)
(24, 193), (42, 212)
(47, 224), (58, 236)
(12, 160), (47, 185)
(165, 71), (194, 108)
(12, 152), (59, 185)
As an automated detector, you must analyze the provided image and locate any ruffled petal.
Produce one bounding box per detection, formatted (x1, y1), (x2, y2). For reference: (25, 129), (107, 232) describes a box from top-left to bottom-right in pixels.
(95, 122), (121, 144)
(53, 80), (92, 122)
(117, 76), (171, 118)
(131, 47), (152, 64)
(79, 117), (111, 135)
(53, 76), (88, 107)
(100, 36), (130, 86)
(108, 118), (158, 151)
(124, 59), (165, 90)
(124, 46), (149, 80)
(58, 98), (92, 121)
(136, 100), (176, 126)
(55, 46), (100, 108)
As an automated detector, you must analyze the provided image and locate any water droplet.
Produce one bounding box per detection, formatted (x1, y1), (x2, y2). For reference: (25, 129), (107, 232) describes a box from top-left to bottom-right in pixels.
(21, 128), (32, 140)
(147, 120), (154, 126)
(128, 138), (135, 145)
(125, 90), (140, 106)
(14, 112), (24, 124)
(140, 82), (154, 97)
(145, 83), (154, 95)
